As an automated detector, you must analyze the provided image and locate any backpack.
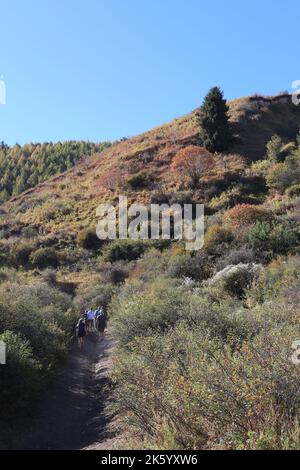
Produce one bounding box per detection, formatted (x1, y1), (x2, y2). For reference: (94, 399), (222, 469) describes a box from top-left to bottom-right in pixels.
(78, 319), (85, 336)
(97, 314), (107, 329)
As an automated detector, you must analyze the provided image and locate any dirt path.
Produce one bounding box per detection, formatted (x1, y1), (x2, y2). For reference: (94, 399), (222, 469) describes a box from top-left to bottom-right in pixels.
(5, 332), (115, 450)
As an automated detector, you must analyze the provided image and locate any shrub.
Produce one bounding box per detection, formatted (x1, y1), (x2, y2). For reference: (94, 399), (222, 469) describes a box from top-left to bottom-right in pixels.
(246, 256), (300, 305)
(29, 200), (72, 224)
(248, 159), (273, 177)
(266, 134), (285, 162)
(111, 278), (187, 346)
(126, 172), (152, 189)
(0, 282), (72, 362)
(285, 183), (300, 198)
(11, 240), (36, 267)
(266, 157), (300, 193)
(58, 246), (89, 267)
(209, 187), (260, 211)
(77, 228), (102, 250)
(223, 204), (272, 229)
(266, 163), (291, 192)
(204, 224), (234, 255)
(209, 263), (261, 298)
(150, 190), (194, 206)
(0, 279), (74, 418)
(0, 331), (42, 418)
(248, 221), (298, 255)
(40, 269), (57, 285)
(150, 191), (170, 204)
(20, 225), (38, 239)
(30, 247), (60, 269)
(216, 246), (258, 270)
(111, 255), (300, 449)
(102, 262), (129, 285)
(73, 282), (115, 314)
(168, 191), (194, 206)
(112, 317), (300, 450)
(171, 145), (214, 189)
(167, 252), (212, 281)
(101, 239), (149, 262)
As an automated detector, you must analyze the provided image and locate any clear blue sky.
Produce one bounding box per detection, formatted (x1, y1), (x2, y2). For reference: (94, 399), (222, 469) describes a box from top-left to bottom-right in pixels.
(0, 0), (299, 146)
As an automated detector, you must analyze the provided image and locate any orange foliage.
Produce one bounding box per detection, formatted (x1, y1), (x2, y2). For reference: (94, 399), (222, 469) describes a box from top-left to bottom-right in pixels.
(171, 145), (214, 188)
(223, 204), (272, 228)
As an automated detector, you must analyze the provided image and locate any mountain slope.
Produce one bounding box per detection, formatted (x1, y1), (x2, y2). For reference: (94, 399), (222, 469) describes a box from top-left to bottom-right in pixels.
(2, 92), (300, 450)
(1, 93), (300, 237)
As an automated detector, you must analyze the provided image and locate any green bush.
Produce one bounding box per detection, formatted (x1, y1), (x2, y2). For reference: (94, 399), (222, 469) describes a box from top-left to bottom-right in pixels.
(285, 183), (300, 198)
(0, 331), (42, 418)
(266, 134), (285, 162)
(0, 282), (73, 366)
(209, 263), (261, 299)
(167, 252), (212, 281)
(209, 187), (261, 211)
(102, 239), (149, 262)
(126, 172), (152, 189)
(248, 221), (298, 254)
(112, 291), (300, 449)
(20, 226), (38, 239)
(246, 256), (300, 306)
(0, 279), (75, 419)
(223, 264), (260, 298)
(73, 282), (115, 314)
(11, 241), (36, 267)
(266, 157), (300, 193)
(111, 278), (187, 346)
(30, 247), (60, 269)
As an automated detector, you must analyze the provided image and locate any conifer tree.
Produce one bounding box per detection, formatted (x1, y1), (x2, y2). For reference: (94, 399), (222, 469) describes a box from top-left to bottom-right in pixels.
(198, 87), (232, 152)
(266, 135), (284, 162)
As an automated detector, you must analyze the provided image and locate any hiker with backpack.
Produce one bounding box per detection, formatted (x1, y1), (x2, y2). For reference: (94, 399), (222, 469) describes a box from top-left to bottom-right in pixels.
(76, 315), (86, 350)
(96, 310), (107, 342)
(87, 309), (95, 330)
(94, 306), (101, 328)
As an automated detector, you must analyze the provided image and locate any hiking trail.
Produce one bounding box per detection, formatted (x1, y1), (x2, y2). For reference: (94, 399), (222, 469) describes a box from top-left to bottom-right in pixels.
(4, 332), (116, 450)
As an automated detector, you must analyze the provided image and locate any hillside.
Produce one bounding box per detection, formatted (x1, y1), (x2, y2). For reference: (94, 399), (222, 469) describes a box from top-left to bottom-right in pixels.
(1, 91), (300, 450)
(0, 141), (111, 202)
(1, 93), (300, 237)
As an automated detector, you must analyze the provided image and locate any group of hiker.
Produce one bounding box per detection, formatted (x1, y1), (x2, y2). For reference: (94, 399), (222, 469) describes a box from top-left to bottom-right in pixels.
(76, 306), (107, 350)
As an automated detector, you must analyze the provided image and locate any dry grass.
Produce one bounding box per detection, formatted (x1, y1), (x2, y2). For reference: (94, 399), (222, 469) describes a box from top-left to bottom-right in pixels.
(2, 93), (300, 237)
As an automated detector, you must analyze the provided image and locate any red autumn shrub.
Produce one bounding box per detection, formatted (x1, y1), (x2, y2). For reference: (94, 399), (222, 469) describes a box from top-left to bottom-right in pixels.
(223, 204), (272, 229)
(171, 145), (214, 188)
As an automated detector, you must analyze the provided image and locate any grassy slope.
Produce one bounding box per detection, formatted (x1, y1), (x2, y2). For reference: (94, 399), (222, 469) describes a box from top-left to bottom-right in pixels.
(1, 93), (300, 237)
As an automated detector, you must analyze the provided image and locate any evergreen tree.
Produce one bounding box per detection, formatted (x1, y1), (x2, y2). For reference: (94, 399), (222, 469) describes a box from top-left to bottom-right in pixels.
(198, 86), (232, 152)
(0, 140), (111, 202)
(266, 134), (284, 162)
